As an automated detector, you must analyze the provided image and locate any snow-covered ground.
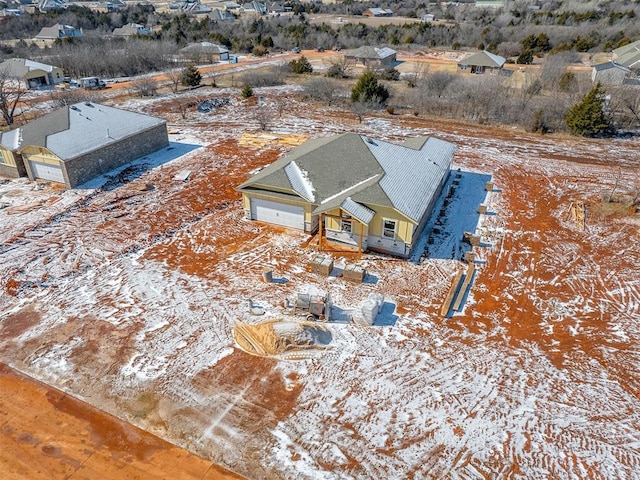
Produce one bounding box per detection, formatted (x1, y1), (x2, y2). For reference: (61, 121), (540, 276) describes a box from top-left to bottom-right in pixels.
(1, 86), (640, 479)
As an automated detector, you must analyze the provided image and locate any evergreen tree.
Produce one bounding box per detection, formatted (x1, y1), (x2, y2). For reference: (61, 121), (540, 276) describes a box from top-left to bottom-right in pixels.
(565, 82), (612, 137)
(180, 64), (202, 87)
(241, 84), (254, 98)
(289, 56), (313, 74)
(350, 71), (389, 105)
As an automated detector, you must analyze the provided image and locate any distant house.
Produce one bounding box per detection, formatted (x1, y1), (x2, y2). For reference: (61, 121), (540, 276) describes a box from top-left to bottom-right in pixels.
(0, 102), (168, 188)
(179, 42), (230, 63)
(458, 50), (506, 74)
(38, 0), (66, 12)
(34, 23), (82, 42)
(345, 46), (397, 69)
(112, 23), (152, 37)
(0, 58), (65, 89)
(612, 40), (640, 76)
(363, 7), (393, 17)
(591, 61), (631, 85)
(210, 8), (235, 20)
(421, 13), (435, 23)
(237, 133), (456, 258)
(240, 1), (266, 15)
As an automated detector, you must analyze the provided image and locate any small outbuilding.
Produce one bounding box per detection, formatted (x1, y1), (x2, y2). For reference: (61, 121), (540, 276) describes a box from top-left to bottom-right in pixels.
(345, 46), (397, 69)
(458, 50), (506, 74)
(237, 133), (456, 258)
(0, 58), (65, 89)
(0, 102), (169, 188)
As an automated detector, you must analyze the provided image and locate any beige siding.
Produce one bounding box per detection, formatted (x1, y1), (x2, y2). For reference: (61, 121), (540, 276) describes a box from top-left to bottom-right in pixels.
(20, 146), (63, 166)
(0, 146), (16, 167)
(368, 205), (414, 243)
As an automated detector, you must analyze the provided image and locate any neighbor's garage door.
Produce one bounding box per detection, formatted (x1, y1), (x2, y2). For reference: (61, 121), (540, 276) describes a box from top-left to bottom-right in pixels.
(250, 198), (304, 230)
(28, 161), (64, 184)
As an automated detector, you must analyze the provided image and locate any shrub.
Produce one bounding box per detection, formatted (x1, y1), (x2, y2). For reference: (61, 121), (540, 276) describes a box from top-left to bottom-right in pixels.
(565, 82), (613, 137)
(289, 56), (313, 74)
(241, 84), (254, 99)
(180, 64), (201, 87)
(351, 71), (389, 106)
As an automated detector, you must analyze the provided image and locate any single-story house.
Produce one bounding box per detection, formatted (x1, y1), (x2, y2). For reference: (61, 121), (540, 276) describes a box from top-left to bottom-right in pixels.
(0, 102), (168, 188)
(421, 13), (435, 23)
(612, 40), (640, 75)
(237, 133), (456, 258)
(0, 58), (65, 89)
(591, 61), (631, 85)
(112, 23), (152, 37)
(458, 50), (506, 74)
(345, 46), (397, 69)
(363, 8), (393, 17)
(34, 23), (83, 42)
(240, 1), (266, 15)
(179, 42), (230, 63)
(38, 0), (66, 12)
(210, 8), (235, 20)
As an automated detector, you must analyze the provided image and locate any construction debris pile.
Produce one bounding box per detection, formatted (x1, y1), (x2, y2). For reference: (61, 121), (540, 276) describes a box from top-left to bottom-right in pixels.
(234, 319), (332, 357)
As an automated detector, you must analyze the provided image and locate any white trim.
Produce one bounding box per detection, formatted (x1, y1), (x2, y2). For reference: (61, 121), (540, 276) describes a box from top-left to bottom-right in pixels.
(382, 218), (397, 239)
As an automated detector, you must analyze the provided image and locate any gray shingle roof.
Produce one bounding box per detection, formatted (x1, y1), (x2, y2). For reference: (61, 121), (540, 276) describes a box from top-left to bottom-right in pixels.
(458, 50), (505, 68)
(10, 102), (165, 161)
(238, 133), (456, 224)
(347, 46), (396, 60)
(341, 196), (375, 224)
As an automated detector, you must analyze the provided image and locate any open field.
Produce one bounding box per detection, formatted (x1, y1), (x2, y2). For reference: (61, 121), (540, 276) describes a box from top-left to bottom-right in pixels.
(1, 81), (640, 479)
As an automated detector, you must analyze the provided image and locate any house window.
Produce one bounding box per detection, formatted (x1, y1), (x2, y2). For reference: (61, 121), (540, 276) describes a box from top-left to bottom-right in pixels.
(382, 219), (396, 239)
(341, 218), (352, 234)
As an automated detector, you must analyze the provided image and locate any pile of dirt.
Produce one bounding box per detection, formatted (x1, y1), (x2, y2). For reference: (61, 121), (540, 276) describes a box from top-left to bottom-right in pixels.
(234, 319), (332, 357)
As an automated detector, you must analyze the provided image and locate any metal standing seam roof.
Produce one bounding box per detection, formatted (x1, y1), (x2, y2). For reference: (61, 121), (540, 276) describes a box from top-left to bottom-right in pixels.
(613, 39), (640, 58)
(285, 161), (315, 202)
(14, 102), (165, 161)
(593, 61), (630, 72)
(458, 50), (506, 68)
(615, 49), (640, 69)
(363, 136), (456, 223)
(340, 196), (375, 225)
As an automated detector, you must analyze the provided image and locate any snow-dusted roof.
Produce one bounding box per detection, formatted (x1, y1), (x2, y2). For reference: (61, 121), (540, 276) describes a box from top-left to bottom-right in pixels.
(10, 102), (165, 161)
(285, 161), (315, 202)
(238, 133), (456, 224)
(341, 196), (375, 225)
(0, 129), (21, 151)
(0, 58), (61, 77)
(367, 136), (455, 223)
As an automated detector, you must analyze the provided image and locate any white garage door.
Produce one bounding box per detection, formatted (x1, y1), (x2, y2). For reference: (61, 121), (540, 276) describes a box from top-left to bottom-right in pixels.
(29, 161), (65, 184)
(251, 198), (304, 230)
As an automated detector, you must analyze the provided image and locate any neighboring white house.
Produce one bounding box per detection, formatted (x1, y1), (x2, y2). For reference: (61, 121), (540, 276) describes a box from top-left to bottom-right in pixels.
(0, 58), (65, 89)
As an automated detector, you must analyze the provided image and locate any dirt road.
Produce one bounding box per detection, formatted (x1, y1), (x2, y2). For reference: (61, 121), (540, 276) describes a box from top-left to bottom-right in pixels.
(0, 364), (243, 480)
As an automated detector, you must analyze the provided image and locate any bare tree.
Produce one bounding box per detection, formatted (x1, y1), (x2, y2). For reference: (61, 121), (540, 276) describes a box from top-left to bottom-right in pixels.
(303, 77), (338, 105)
(130, 76), (158, 97)
(612, 84), (640, 129)
(0, 67), (27, 126)
(324, 56), (353, 79)
(253, 105), (275, 131)
(48, 87), (93, 108)
(165, 68), (183, 94)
